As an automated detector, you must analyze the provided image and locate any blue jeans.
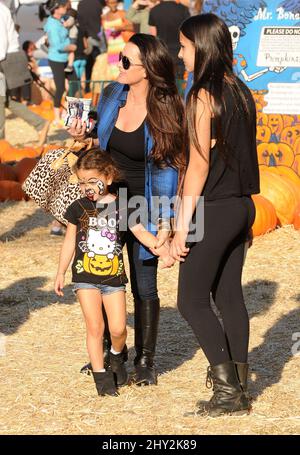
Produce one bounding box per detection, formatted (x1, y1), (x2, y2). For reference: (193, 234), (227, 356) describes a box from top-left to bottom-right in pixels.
(125, 230), (158, 301)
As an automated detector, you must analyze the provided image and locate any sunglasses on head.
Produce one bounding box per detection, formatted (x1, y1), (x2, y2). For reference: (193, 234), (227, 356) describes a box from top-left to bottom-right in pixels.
(119, 52), (143, 70)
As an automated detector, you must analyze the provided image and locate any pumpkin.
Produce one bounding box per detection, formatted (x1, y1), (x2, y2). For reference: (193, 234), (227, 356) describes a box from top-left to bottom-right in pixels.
(293, 202), (300, 230)
(41, 144), (61, 156)
(257, 112), (268, 126)
(259, 170), (300, 225)
(267, 114), (284, 136)
(0, 140), (13, 161)
(294, 137), (300, 156)
(280, 124), (300, 147)
(257, 125), (272, 143)
(0, 163), (17, 181)
(40, 100), (53, 110)
(292, 154), (300, 176)
(14, 158), (38, 184)
(251, 194), (277, 237)
(0, 180), (28, 201)
(257, 142), (295, 167)
(83, 253), (119, 276)
(266, 165), (300, 191)
(3, 147), (43, 161)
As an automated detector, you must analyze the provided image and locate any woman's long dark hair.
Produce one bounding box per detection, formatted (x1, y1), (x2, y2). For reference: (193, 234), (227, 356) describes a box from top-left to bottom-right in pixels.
(180, 14), (250, 161)
(129, 34), (185, 169)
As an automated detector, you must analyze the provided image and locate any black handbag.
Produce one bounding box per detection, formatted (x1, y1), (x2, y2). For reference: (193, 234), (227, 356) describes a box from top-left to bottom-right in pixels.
(0, 50), (32, 90)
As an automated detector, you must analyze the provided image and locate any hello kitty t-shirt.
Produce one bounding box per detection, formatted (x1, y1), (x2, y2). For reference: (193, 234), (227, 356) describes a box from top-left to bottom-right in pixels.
(64, 197), (128, 286)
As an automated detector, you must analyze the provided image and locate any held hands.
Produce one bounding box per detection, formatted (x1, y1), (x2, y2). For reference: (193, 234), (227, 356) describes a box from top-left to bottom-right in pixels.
(169, 230), (190, 263)
(150, 240), (176, 269)
(54, 273), (65, 297)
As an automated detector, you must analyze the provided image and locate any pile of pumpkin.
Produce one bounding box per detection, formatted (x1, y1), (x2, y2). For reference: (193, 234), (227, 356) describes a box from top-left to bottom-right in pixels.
(252, 165), (300, 235)
(0, 140), (59, 201)
(1, 138), (300, 234)
(28, 99), (55, 122)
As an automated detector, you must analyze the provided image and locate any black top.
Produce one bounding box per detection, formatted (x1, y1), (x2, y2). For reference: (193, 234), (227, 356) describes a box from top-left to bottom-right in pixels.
(108, 121), (145, 197)
(190, 77), (260, 201)
(64, 197), (128, 286)
(77, 0), (106, 40)
(148, 2), (190, 62)
(75, 27), (87, 60)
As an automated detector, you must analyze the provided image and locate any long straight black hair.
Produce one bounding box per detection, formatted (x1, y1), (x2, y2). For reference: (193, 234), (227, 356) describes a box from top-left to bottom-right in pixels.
(180, 13), (250, 160)
(129, 33), (185, 169)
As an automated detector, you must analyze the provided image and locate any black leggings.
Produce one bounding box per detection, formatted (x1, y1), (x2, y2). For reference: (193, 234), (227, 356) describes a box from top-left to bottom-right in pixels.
(177, 196), (255, 366)
(48, 60), (78, 108)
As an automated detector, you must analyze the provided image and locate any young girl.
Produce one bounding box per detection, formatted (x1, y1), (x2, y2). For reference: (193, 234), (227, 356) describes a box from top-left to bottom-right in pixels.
(54, 148), (174, 397)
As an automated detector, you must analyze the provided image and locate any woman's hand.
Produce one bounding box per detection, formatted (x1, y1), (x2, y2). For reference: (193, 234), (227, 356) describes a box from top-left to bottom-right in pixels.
(54, 273), (65, 297)
(67, 118), (88, 141)
(170, 230), (190, 262)
(155, 228), (170, 249)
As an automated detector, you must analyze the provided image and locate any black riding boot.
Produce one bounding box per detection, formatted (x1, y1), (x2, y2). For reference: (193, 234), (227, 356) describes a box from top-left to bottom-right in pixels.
(196, 361), (251, 417)
(134, 298), (160, 386)
(92, 370), (118, 396)
(235, 362), (248, 392)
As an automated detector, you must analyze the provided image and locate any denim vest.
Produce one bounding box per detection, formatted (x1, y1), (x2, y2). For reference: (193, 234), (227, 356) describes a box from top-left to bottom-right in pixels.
(97, 82), (178, 260)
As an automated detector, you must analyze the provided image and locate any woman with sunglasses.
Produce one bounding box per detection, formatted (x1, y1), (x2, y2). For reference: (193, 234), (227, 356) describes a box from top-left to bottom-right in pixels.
(68, 33), (185, 386)
(171, 14), (259, 417)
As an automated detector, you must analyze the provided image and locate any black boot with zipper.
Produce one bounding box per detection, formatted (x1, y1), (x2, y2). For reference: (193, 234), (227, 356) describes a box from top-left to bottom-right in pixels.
(134, 298), (160, 386)
(195, 361), (251, 417)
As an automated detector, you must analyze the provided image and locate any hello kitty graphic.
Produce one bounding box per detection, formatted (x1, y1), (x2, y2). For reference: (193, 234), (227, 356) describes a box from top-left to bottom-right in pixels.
(80, 227), (117, 260)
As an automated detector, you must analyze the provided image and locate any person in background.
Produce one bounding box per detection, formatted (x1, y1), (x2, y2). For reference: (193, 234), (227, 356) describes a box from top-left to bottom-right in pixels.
(77, 0), (106, 92)
(62, 8), (79, 74)
(44, 0), (78, 126)
(126, 0), (159, 34)
(148, 0), (190, 79)
(101, 0), (134, 80)
(0, 2), (50, 145)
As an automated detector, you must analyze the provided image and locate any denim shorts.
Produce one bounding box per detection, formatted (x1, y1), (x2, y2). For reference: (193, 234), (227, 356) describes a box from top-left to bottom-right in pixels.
(73, 282), (126, 295)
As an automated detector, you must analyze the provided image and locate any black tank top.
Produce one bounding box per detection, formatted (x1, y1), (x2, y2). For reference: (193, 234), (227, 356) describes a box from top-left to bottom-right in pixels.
(108, 121), (145, 197)
(194, 78), (260, 201)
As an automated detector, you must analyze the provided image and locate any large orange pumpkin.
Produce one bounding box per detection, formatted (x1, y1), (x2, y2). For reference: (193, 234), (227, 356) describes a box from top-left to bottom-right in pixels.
(251, 194), (277, 237)
(0, 163), (17, 181)
(294, 202), (300, 230)
(14, 158), (38, 184)
(0, 180), (28, 201)
(266, 165), (300, 191)
(259, 170), (299, 225)
(257, 142), (295, 167)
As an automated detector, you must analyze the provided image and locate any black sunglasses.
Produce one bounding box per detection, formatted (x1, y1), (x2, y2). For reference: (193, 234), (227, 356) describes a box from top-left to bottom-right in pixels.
(119, 52), (143, 70)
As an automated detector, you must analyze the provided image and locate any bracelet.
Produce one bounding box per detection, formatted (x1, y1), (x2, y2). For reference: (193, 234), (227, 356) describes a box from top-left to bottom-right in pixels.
(157, 218), (171, 231)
